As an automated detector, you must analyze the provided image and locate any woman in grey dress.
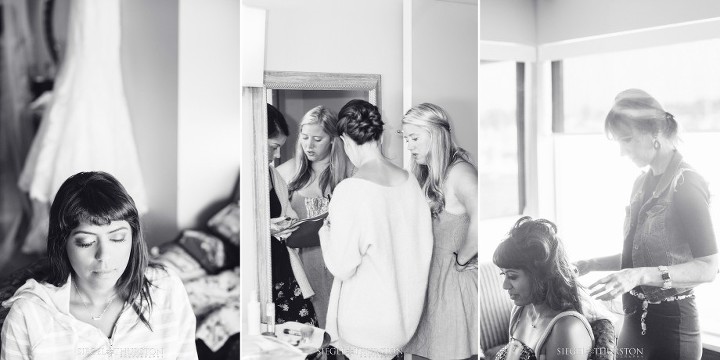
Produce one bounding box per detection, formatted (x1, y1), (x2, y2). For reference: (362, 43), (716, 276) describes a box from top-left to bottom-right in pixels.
(402, 103), (479, 359)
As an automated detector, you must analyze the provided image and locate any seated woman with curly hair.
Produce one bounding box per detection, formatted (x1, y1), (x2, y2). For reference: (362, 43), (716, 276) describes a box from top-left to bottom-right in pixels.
(493, 217), (594, 360)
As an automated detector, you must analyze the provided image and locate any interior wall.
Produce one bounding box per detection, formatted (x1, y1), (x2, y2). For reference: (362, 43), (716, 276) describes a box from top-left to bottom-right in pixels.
(536, 0), (720, 44)
(177, 0), (241, 230)
(121, 0), (179, 246)
(479, 0), (536, 44)
(243, 0), (405, 165)
(122, 0), (240, 246)
(411, 0), (478, 162)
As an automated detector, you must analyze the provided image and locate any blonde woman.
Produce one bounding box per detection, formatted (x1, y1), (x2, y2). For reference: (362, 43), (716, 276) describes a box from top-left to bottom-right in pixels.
(277, 105), (352, 328)
(402, 103), (478, 359)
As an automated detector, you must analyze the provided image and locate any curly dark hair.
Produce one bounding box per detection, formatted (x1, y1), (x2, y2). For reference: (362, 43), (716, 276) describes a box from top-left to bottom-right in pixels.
(337, 99), (383, 145)
(493, 216), (583, 313)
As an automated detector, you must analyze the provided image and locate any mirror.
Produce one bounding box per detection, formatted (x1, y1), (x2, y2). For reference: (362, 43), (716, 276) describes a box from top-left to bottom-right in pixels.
(251, 71), (381, 325)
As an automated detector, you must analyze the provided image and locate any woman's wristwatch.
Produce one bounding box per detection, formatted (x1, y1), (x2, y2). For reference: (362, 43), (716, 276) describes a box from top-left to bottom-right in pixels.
(658, 266), (672, 290)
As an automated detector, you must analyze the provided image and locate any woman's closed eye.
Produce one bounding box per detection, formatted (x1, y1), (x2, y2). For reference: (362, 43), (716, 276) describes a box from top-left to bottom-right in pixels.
(75, 240), (94, 248)
(110, 235), (128, 243)
(74, 234), (127, 247)
(499, 271), (517, 280)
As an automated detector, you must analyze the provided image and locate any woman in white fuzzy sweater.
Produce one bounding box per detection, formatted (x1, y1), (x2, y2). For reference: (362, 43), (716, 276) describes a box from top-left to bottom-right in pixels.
(319, 100), (433, 359)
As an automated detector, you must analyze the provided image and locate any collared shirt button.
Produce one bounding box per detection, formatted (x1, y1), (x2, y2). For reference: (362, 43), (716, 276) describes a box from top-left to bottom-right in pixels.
(634, 245), (639, 250)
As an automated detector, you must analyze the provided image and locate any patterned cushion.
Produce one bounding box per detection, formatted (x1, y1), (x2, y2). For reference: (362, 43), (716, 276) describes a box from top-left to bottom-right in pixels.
(479, 261), (513, 350)
(207, 202), (240, 246)
(589, 319), (616, 360)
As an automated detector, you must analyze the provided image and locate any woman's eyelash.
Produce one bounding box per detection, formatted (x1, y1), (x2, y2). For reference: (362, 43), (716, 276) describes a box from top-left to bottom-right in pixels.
(77, 242), (93, 248)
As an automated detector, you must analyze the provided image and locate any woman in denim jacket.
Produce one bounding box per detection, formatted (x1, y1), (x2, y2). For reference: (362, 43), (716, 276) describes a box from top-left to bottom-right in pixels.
(575, 89), (718, 360)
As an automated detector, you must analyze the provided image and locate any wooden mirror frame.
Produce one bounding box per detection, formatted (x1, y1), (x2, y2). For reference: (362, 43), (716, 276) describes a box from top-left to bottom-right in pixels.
(252, 71), (381, 322)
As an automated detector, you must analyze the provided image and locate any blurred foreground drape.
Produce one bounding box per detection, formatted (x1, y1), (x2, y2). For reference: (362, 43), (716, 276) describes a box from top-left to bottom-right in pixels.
(17, 0), (147, 253)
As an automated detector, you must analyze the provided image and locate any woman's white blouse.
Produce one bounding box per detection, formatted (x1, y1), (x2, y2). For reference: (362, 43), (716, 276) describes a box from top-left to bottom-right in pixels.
(1, 267), (197, 359)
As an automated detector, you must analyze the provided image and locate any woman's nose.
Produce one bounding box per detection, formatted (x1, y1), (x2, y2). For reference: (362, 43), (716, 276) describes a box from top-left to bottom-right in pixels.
(95, 241), (107, 261)
(502, 278), (511, 290)
(274, 147), (281, 159)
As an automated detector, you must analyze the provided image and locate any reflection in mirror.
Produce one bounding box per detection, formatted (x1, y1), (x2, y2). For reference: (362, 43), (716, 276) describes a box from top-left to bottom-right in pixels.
(252, 71), (380, 332)
(269, 89), (369, 165)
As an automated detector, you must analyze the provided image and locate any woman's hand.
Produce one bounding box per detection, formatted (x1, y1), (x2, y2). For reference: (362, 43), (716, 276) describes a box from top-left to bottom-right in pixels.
(589, 268), (643, 300)
(453, 252), (478, 272)
(318, 218), (330, 244)
(573, 259), (592, 277)
(270, 217), (299, 240)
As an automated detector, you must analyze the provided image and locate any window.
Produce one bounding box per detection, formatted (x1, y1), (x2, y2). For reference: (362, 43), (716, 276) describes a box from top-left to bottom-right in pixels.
(479, 61), (525, 219)
(553, 39), (720, 134)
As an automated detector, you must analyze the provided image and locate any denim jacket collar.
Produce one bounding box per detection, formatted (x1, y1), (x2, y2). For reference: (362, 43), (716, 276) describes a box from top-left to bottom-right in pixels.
(644, 150), (683, 202)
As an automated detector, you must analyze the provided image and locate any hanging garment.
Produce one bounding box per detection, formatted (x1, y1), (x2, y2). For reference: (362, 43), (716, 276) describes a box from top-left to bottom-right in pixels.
(1, 0), (35, 258)
(18, 0), (147, 253)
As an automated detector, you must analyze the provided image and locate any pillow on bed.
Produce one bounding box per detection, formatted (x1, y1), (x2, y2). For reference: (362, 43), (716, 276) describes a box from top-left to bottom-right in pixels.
(207, 202), (239, 246)
(152, 243), (207, 282)
(178, 230), (227, 274)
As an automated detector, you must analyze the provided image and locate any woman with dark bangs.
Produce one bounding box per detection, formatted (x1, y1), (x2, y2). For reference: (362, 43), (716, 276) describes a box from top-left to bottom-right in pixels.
(1, 172), (197, 359)
(493, 216), (593, 360)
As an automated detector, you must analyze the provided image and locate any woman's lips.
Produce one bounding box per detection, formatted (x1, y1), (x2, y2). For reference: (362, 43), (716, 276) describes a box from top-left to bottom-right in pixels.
(91, 269), (116, 277)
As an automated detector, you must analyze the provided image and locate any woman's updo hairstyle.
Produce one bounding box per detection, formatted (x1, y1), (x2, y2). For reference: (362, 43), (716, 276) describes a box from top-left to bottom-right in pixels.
(605, 89), (678, 141)
(337, 99), (384, 145)
(493, 216), (582, 313)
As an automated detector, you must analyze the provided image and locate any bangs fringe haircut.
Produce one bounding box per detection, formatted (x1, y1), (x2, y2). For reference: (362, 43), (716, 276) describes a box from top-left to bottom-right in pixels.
(46, 171), (161, 331)
(493, 216), (583, 313)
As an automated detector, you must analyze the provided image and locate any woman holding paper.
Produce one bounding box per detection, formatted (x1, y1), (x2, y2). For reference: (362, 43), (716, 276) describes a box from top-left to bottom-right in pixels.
(267, 104), (317, 326)
(575, 89), (718, 359)
(277, 105), (353, 328)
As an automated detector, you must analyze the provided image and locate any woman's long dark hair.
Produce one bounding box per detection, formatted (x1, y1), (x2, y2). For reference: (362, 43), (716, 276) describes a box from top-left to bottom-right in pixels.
(493, 216), (582, 313)
(46, 171), (160, 330)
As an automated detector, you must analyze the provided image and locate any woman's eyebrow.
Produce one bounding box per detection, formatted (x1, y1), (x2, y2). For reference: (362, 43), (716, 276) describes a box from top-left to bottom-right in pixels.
(71, 226), (129, 236)
(109, 226), (130, 233)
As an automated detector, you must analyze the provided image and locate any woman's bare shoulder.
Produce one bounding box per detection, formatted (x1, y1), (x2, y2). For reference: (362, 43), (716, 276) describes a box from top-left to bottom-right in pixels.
(542, 314), (593, 358)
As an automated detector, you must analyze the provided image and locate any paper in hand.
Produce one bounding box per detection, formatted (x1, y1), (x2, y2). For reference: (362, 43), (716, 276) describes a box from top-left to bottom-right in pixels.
(285, 212), (328, 248)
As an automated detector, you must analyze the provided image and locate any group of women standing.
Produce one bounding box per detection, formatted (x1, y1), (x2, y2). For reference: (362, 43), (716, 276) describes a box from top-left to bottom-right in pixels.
(266, 100), (479, 359)
(488, 89), (718, 360)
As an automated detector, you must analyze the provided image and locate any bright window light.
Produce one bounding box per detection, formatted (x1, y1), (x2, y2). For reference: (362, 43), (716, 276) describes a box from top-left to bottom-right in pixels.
(479, 61), (521, 219)
(560, 39), (720, 134)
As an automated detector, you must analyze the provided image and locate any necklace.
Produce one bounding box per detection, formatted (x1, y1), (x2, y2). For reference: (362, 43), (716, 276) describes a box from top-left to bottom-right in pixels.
(73, 281), (116, 321)
(530, 312), (542, 328)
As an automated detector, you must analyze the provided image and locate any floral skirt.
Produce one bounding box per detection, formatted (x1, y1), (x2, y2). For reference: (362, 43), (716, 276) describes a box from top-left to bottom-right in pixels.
(273, 276), (318, 326)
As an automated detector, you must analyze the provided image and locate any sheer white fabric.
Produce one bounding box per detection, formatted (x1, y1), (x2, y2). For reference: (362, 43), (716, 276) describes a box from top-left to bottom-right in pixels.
(18, 0), (147, 212)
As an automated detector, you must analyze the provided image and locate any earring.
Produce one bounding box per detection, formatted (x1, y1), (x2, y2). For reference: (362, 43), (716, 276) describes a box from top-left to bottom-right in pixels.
(653, 138), (661, 149)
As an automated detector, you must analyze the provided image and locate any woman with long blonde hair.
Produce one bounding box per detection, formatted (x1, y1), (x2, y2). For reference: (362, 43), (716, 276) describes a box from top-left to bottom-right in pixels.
(402, 103), (479, 359)
(277, 105), (352, 328)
